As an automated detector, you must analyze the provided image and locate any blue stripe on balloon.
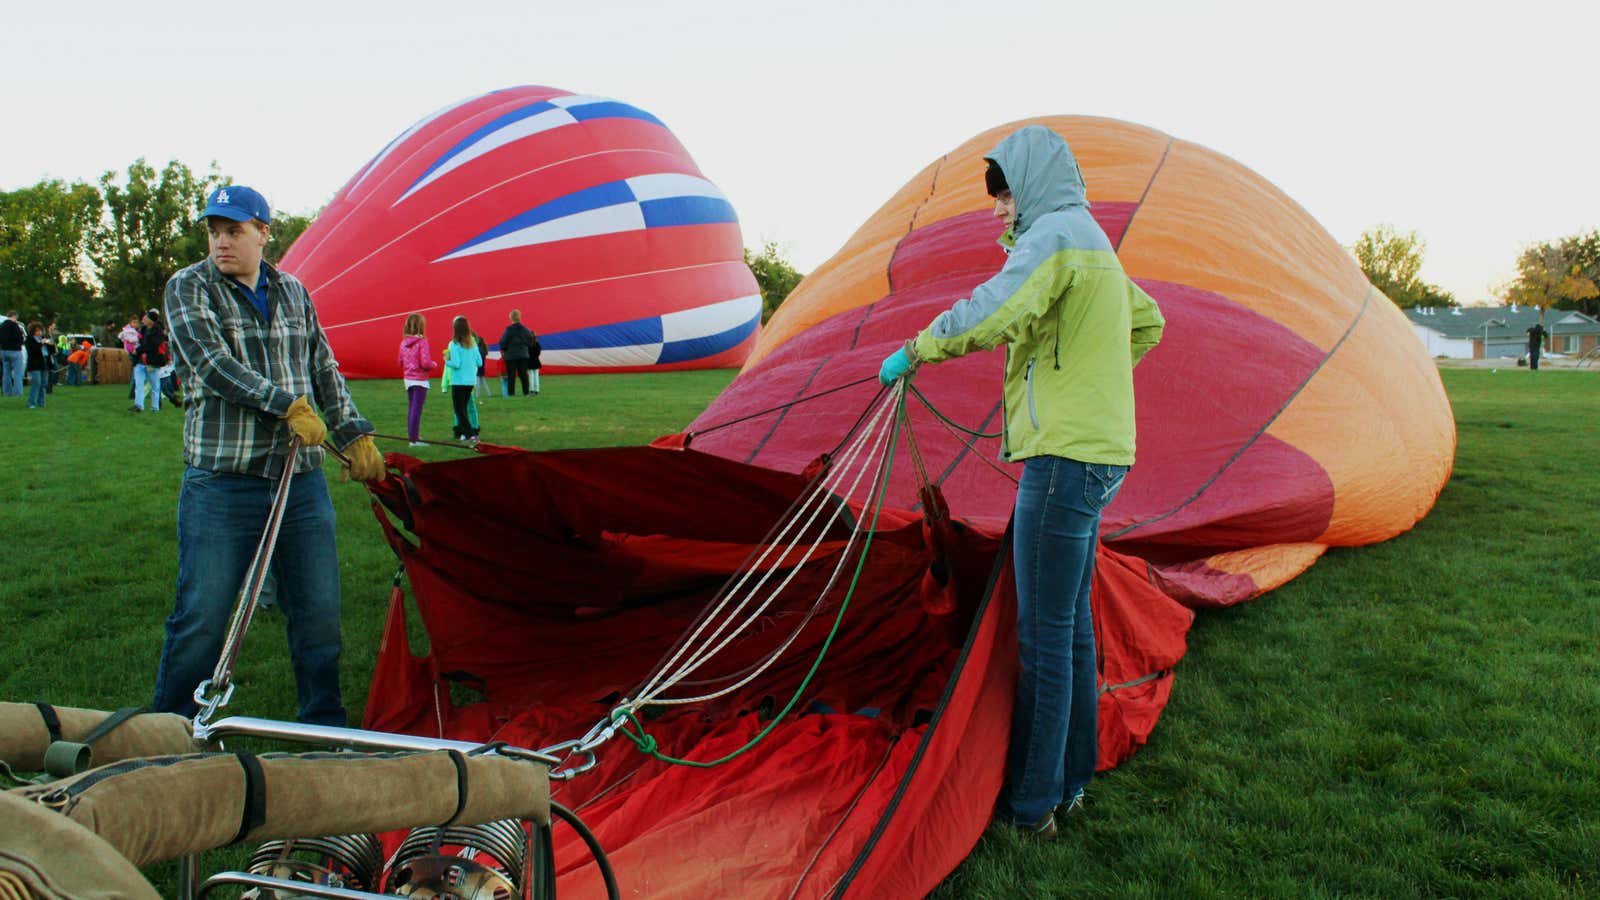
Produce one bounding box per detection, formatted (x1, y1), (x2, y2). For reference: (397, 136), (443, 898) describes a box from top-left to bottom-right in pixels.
(446, 180), (639, 255)
(409, 101), (557, 191)
(405, 100), (666, 198)
(567, 101), (664, 126)
(539, 315), (665, 351)
(657, 311), (759, 364)
(639, 196), (738, 229)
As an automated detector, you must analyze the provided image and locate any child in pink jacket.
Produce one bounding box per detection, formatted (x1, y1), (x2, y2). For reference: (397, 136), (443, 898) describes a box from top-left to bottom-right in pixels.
(398, 314), (436, 445)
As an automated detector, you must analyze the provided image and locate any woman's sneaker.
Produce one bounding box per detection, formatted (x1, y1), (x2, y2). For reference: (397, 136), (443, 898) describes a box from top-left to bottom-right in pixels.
(1062, 790), (1086, 817)
(1021, 810), (1058, 839)
(988, 807), (1058, 840)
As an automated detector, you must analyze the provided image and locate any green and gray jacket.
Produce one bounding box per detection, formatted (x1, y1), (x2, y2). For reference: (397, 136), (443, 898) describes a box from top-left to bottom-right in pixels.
(911, 126), (1165, 466)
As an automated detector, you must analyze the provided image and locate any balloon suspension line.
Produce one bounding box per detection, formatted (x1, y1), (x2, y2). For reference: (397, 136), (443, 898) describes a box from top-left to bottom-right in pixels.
(636, 387), (899, 706)
(562, 382), (909, 770)
(907, 382), (1018, 488)
(682, 375), (881, 441)
(192, 438), (304, 726)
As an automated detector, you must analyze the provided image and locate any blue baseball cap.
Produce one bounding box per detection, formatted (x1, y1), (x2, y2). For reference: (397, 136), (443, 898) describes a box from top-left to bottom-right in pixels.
(200, 185), (272, 225)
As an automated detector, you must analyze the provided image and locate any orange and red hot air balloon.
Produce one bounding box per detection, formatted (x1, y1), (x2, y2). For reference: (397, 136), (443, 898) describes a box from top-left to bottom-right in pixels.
(697, 115), (1454, 604)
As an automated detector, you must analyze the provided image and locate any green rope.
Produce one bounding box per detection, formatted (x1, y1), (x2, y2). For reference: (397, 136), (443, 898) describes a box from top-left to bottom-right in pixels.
(0, 759), (30, 787)
(0, 759), (48, 787)
(908, 383), (1003, 438)
(616, 388), (907, 768)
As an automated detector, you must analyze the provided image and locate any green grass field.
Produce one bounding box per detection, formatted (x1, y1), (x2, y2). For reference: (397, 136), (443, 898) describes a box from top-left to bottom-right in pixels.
(0, 368), (1595, 897)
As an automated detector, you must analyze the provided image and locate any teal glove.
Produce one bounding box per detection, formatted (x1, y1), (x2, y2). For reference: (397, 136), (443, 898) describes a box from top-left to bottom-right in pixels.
(879, 347), (914, 386)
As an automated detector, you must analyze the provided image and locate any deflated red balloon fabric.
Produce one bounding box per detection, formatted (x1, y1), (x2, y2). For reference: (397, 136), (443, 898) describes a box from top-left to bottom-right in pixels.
(365, 443), (1187, 899)
(361, 115), (1452, 898)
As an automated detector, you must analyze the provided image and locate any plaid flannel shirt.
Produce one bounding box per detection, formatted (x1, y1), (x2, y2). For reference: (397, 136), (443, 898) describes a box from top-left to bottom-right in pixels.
(163, 258), (373, 478)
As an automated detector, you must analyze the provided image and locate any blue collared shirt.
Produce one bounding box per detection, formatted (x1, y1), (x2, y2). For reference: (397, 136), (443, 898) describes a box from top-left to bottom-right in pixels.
(230, 266), (272, 323)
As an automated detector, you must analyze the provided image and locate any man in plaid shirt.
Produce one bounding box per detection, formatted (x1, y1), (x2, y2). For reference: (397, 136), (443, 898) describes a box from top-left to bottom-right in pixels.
(151, 185), (386, 726)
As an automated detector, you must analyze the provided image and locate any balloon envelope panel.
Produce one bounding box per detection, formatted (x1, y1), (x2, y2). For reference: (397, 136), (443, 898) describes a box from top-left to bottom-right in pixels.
(281, 86), (761, 376)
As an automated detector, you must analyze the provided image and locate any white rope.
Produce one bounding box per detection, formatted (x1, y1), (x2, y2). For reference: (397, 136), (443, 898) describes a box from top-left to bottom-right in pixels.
(628, 397), (884, 702)
(635, 388), (900, 707)
(630, 387), (897, 705)
(628, 385), (901, 708)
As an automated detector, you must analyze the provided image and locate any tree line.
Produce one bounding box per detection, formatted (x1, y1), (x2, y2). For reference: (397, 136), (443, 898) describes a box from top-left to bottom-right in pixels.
(18, 157), (1599, 333)
(0, 158), (310, 331)
(17, 156), (1600, 332)
(1354, 224), (1600, 316)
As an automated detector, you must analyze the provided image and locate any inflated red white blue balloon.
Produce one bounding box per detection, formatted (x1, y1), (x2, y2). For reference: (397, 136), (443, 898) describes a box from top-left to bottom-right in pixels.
(281, 86), (761, 376)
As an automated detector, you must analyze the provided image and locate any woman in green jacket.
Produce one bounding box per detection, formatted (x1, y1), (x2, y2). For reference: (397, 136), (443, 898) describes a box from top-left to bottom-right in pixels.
(880, 125), (1164, 836)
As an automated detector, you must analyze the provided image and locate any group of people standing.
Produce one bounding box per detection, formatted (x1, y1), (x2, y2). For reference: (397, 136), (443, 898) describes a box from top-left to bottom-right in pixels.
(397, 309), (542, 444)
(0, 312), (88, 408)
(1, 312), (49, 407)
(0, 308), (183, 412)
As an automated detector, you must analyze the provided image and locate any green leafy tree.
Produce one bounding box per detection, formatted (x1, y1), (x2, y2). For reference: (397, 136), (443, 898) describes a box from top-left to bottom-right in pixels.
(1509, 230), (1600, 318)
(90, 158), (226, 318)
(1413, 282), (1457, 309)
(1562, 231), (1600, 317)
(1501, 236), (1600, 323)
(744, 241), (805, 323)
(0, 179), (103, 327)
(266, 211), (315, 264)
(1352, 224), (1456, 308)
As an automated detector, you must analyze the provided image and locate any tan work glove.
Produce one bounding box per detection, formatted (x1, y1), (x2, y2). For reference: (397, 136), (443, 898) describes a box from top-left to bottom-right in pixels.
(342, 434), (387, 484)
(280, 395), (327, 447)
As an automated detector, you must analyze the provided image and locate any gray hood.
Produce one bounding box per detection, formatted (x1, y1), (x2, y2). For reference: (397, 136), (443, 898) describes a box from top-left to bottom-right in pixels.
(985, 125), (1088, 235)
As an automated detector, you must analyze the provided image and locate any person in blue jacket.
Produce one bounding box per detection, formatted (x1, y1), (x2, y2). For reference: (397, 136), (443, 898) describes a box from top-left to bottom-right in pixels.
(445, 315), (483, 443)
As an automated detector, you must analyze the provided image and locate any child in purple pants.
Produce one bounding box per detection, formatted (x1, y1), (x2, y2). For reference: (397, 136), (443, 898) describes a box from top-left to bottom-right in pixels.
(398, 314), (436, 445)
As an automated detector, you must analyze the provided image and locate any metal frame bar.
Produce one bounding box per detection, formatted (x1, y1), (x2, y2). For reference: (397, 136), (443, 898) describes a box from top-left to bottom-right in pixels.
(198, 870), (392, 899)
(193, 716), (562, 766)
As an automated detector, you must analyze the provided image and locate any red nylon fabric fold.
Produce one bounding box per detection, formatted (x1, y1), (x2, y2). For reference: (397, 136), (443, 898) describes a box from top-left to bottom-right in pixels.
(364, 445), (1188, 897)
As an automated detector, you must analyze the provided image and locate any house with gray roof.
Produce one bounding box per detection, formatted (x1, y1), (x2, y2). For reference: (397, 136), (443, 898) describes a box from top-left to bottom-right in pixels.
(1404, 305), (1600, 359)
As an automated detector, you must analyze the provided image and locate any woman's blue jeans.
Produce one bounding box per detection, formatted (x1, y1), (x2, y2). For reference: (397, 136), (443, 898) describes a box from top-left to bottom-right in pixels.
(1002, 455), (1127, 825)
(151, 466), (346, 726)
(26, 369), (48, 407)
(133, 364), (163, 410)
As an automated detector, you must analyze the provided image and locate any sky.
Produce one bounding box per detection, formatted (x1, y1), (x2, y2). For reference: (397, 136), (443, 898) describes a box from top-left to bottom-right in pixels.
(5, 0), (1597, 305)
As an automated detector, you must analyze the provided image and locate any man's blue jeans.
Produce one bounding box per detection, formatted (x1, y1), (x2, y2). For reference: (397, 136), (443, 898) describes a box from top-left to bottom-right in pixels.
(1002, 455), (1127, 825)
(151, 466), (346, 725)
(0, 350), (23, 396)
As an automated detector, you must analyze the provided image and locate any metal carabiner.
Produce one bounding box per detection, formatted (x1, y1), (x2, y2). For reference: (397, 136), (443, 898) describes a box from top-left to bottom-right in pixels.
(575, 721), (620, 756)
(537, 739), (600, 781)
(37, 787), (71, 812)
(546, 748), (598, 781)
(191, 678), (235, 730)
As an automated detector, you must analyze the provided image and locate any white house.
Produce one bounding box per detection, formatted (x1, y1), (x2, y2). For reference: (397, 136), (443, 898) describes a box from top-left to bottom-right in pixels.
(1405, 306), (1475, 359)
(1403, 305), (1600, 359)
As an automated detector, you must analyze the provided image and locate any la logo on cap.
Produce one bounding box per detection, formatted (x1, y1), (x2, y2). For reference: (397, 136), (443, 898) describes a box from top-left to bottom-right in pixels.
(218, 190), (231, 203)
